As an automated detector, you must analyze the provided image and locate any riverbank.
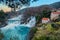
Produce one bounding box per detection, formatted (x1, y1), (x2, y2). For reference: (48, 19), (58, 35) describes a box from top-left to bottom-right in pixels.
(31, 22), (60, 40)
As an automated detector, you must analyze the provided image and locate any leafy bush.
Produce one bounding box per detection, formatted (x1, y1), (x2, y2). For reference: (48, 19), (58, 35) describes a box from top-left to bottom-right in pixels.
(35, 15), (41, 24)
(45, 24), (54, 32)
(32, 27), (37, 33)
(32, 34), (60, 40)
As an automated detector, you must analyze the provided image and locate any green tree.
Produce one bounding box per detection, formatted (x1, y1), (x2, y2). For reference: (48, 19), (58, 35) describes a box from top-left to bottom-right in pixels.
(42, 10), (51, 18)
(35, 15), (41, 24)
(0, 10), (7, 25)
(0, 10), (5, 21)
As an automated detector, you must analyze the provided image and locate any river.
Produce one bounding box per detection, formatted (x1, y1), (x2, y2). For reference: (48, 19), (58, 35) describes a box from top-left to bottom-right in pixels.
(0, 14), (36, 40)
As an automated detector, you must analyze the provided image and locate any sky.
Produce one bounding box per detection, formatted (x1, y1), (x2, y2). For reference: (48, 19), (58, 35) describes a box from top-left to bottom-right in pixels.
(0, 3), (11, 12)
(0, 0), (60, 12)
(30, 0), (60, 7)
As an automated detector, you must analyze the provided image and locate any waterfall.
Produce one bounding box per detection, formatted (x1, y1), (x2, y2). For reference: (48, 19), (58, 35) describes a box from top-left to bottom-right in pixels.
(0, 14), (36, 40)
(1, 15), (23, 29)
(1, 15), (36, 29)
(26, 16), (36, 27)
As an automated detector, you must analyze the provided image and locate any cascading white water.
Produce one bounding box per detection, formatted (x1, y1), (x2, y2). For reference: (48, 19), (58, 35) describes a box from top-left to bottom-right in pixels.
(26, 16), (36, 27)
(0, 14), (36, 40)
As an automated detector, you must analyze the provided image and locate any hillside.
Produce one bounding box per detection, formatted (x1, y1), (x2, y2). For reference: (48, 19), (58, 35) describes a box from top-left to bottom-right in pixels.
(18, 1), (60, 23)
(20, 5), (55, 23)
(50, 2), (60, 9)
(6, 1), (60, 19)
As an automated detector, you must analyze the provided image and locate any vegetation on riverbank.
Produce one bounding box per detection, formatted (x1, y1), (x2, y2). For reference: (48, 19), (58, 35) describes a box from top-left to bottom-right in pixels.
(0, 10), (8, 27)
(32, 22), (60, 40)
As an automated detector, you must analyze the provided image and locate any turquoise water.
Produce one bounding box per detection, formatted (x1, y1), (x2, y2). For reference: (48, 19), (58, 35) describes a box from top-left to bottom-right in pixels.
(1, 26), (30, 40)
(0, 15), (36, 40)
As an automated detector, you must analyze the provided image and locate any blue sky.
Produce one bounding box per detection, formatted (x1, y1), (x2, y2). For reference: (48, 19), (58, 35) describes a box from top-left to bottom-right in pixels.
(30, 0), (60, 7)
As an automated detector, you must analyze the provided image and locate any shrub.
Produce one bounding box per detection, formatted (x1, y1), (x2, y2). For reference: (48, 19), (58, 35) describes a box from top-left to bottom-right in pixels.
(45, 24), (54, 32)
(32, 27), (37, 33)
(51, 23), (60, 30)
(32, 35), (60, 40)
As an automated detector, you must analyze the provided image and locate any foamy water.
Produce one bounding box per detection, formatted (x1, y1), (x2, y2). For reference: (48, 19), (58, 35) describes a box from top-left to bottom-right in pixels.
(0, 15), (36, 40)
